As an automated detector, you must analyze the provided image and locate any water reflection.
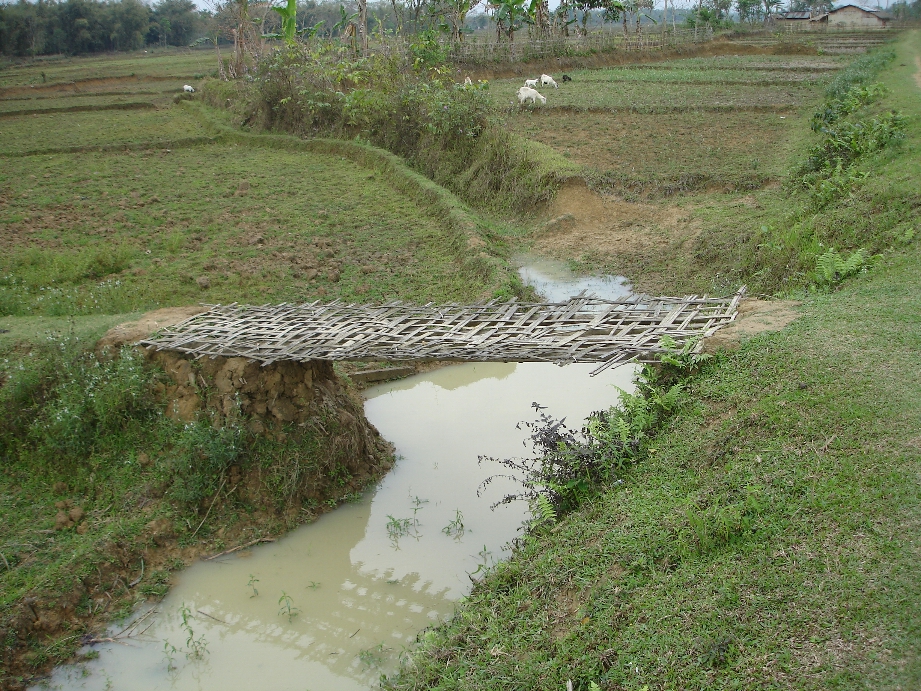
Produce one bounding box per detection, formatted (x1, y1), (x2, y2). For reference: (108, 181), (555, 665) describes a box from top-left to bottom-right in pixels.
(36, 361), (634, 691)
(515, 254), (633, 302)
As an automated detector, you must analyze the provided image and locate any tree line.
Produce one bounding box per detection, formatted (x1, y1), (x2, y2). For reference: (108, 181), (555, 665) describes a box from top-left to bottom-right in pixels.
(2, 0), (918, 59)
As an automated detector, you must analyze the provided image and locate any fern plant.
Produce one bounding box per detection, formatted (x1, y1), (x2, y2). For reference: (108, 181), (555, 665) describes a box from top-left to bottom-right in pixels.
(815, 247), (871, 285)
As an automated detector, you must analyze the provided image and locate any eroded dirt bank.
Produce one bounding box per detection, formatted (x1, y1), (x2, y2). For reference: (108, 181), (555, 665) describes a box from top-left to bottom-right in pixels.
(1, 309), (393, 690)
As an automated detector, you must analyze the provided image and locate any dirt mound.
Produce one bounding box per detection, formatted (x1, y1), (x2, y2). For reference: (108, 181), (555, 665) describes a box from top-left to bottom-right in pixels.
(703, 298), (801, 353)
(532, 179), (700, 258)
(95, 306), (208, 353)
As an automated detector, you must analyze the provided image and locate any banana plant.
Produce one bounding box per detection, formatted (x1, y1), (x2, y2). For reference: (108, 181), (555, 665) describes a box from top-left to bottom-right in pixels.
(270, 0), (298, 43)
(493, 0), (532, 42)
(332, 4), (360, 36)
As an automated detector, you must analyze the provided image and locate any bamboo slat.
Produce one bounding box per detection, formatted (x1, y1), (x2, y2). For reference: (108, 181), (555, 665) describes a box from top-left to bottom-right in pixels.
(139, 288), (746, 375)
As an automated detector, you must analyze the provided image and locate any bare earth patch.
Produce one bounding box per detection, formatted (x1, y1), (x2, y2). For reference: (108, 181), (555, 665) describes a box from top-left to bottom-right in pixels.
(532, 180), (700, 258)
(95, 305), (209, 352)
(703, 298), (801, 353)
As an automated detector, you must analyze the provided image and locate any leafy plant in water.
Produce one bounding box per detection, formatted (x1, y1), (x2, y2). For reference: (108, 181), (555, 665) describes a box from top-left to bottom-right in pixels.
(247, 574), (259, 598)
(358, 643), (389, 668)
(442, 509), (466, 538)
(162, 640), (178, 672)
(178, 604), (208, 661)
(278, 591), (301, 622)
(479, 337), (706, 521)
(386, 515), (415, 539)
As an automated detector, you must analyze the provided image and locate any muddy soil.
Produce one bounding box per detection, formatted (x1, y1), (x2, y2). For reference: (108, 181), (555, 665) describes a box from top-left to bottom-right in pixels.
(702, 298), (801, 352)
(532, 179), (701, 261)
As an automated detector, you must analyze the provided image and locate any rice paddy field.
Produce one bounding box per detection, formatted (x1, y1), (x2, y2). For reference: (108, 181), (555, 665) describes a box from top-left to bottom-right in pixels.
(0, 48), (212, 87)
(499, 53), (843, 195)
(0, 48), (511, 331)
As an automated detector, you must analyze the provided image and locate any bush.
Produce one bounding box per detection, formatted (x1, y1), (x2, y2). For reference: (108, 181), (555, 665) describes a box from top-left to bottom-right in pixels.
(253, 43), (490, 159)
(0, 338), (155, 461)
(479, 338), (708, 522)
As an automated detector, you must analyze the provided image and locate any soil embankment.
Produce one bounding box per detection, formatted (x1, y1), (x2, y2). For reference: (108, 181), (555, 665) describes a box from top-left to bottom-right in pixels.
(1, 309), (393, 689)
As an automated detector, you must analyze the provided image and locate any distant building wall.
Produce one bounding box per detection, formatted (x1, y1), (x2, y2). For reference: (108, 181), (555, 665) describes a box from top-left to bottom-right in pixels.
(827, 6), (889, 28)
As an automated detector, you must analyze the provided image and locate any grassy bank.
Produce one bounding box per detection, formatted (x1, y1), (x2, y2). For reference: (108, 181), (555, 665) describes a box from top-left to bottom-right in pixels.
(384, 30), (921, 691)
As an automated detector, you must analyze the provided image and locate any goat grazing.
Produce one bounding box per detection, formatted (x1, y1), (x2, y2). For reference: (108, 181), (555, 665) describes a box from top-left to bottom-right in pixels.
(524, 78), (539, 88)
(540, 74), (558, 89)
(183, 85), (195, 93)
(562, 74), (572, 82)
(464, 76), (473, 86)
(517, 86), (546, 105)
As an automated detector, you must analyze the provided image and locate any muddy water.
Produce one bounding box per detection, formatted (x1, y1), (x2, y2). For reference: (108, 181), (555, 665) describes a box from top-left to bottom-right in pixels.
(37, 361), (634, 691)
(38, 261), (636, 691)
(515, 254), (632, 302)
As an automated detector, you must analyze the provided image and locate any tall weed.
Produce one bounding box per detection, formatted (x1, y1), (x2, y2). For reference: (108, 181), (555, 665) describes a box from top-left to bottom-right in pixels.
(479, 338), (708, 521)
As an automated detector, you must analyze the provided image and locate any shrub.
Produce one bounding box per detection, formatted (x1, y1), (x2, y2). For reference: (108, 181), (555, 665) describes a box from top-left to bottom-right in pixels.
(479, 338), (708, 522)
(801, 111), (905, 174)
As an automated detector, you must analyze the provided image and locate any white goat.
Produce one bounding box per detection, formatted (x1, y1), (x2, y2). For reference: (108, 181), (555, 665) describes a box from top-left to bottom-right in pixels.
(464, 76), (473, 86)
(183, 84), (195, 93)
(524, 78), (539, 88)
(517, 86), (546, 105)
(540, 74), (558, 89)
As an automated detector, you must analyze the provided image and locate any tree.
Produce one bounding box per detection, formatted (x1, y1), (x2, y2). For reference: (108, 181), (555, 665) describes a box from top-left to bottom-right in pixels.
(150, 0), (202, 46)
(491, 0), (531, 41)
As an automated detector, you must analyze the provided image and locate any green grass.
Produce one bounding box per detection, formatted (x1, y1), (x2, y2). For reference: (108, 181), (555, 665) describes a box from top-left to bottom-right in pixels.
(0, 98), (157, 115)
(562, 66), (834, 86)
(491, 77), (820, 112)
(619, 54), (848, 71)
(383, 30), (921, 690)
(0, 140), (503, 315)
(0, 48), (214, 88)
(0, 107), (210, 155)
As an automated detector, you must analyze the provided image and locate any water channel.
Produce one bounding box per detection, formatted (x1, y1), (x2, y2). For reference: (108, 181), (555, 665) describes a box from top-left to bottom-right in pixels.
(36, 262), (635, 691)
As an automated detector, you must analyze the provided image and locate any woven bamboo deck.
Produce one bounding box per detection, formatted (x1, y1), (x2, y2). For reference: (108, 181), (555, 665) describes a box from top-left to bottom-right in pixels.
(140, 289), (746, 375)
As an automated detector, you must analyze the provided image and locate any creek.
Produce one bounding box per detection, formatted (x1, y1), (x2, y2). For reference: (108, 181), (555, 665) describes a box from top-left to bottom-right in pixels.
(35, 261), (635, 691)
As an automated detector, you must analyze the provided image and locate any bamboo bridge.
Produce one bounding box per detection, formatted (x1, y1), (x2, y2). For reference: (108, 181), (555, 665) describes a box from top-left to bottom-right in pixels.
(139, 289), (746, 376)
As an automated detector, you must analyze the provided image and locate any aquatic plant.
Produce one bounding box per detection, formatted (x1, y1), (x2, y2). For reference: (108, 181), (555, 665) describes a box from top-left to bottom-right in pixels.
(441, 509), (465, 538)
(278, 591), (301, 622)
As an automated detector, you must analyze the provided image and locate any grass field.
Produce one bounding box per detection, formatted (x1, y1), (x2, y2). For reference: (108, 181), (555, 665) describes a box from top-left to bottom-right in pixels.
(494, 79), (817, 111)
(0, 48), (213, 88)
(0, 108), (211, 154)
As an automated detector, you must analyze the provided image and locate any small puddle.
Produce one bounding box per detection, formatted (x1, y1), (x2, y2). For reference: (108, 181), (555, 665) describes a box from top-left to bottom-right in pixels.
(36, 260), (637, 691)
(515, 254), (632, 302)
(36, 361), (634, 691)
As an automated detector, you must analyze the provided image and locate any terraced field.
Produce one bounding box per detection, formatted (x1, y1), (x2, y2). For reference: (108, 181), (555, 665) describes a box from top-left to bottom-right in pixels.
(0, 49), (509, 321)
(501, 54), (841, 195)
(0, 49), (212, 87)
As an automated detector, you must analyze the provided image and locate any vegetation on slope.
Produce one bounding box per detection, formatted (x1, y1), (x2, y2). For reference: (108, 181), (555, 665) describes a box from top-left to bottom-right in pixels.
(383, 30), (921, 691)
